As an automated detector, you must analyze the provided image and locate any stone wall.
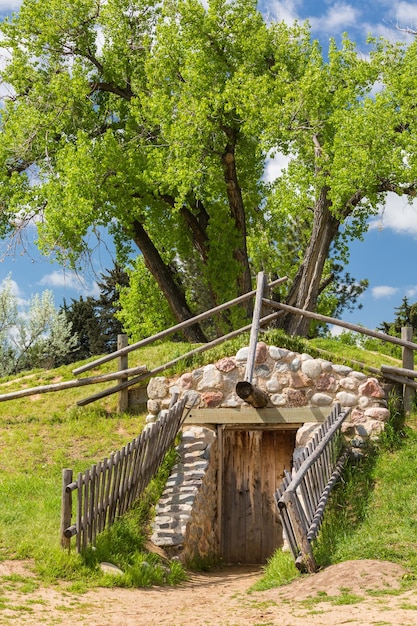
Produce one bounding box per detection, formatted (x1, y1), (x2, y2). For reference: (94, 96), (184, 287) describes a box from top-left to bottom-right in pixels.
(151, 425), (219, 565)
(148, 342), (390, 563)
(146, 342), (390, 450)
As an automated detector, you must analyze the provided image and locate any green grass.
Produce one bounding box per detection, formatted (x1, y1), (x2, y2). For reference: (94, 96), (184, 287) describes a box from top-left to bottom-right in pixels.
(0, 343), (199, 589)
(313, 414), (417, 573)
(258, 395), (417, 590)
(251, 550), (301, 591)
(0, 331), (413, 596)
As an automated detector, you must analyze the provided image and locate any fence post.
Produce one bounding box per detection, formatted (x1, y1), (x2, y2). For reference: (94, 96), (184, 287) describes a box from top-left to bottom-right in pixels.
(283, 490), (317, 573)
(402, 326), (414, 416)
(117, 334), (129, 413)
(236, 272), (269, 408)
(60, 468), (73, 550)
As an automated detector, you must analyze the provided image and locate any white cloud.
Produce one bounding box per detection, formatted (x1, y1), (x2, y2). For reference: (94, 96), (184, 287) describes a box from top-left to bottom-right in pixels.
(264, 151), (291, 183)
(264, 0), (302, 24)
(371, 285), (399, 298)
(38, 270), (100, 298)
(369, 193), (417, 237)
(329, 324), (344, 336)
(0, 1), (21, 10)
(308, 2), (359, 33)
(388, 1), (417, 32)
(406, 285), (417, 298)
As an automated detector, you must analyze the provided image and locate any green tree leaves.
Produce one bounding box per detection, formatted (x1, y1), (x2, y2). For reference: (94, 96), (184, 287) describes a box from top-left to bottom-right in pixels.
(1, 1), (417, 338)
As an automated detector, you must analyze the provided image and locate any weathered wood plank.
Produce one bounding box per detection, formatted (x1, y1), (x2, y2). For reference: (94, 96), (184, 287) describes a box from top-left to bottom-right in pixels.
(245, 431), (262, 563)
(222, 428), (295, 564)
(83, 469), (90, 551)
(221, 430), (234, 563)
(381, 364), (417, 378)
(73, 276), (288, 375)
(263, 297), (417, 352)
(76, 311), (283, 405)
(184, 407), (330, 425)
(76, 472), (83, 553)
(244, 272), (267, 384)
(67, 397), (188, 553)
(60, 469), (73, 550)
(0, 365), (148, 402)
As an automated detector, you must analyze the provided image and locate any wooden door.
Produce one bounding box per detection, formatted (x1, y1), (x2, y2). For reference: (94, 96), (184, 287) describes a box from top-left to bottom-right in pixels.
(221, 428), (296, 564)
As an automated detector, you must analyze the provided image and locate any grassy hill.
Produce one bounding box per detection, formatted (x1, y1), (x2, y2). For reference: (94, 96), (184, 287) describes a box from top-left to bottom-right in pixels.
(0, 329), (414, 594)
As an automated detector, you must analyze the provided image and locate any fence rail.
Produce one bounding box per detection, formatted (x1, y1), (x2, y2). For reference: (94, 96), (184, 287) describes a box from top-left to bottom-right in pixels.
(275, 403), (351, 573)
(61, 396), (187, 552)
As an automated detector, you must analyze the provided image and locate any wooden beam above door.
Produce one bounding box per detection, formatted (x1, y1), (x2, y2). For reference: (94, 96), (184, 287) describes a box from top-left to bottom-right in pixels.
(184, 406), (330, 425)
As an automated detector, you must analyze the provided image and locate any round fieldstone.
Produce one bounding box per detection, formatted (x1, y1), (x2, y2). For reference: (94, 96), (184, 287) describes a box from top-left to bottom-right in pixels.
(254, 363), (271, 378)
(274, 362), (290, 374)
(290, 357), (301, 371)
(301, 359), (322, 379)
(266, 377), (282, 393)
(180, 372), (193, 390)
(349, 408), (366, 423)
(147, 398), (160, 414)
(364, 406), (390, 421)
(235, 347), (249, 363)
(201, 390), (224, 407)
(315, 373), (337, 393)
(197, 364), (223, 390)
(222, 393), (243, 408)
(221, 370), (239, 393)
(215, 357), (236, 373)
(339, 377), (359, 391)
(269, 346), (290, 360)
(358, 378), (385, 398)
(310, 393), (333, 406)
(336, 391), (359, 406)
(358, 395), (371, 409)
(255, 342), (268, 363)
(270, 393), (286, 406)
(333, 364), (353, 375)
(349, 371), (367, 381)
(184, 390), (200, 408)
(296, 423), (321, 447)
(147, 376), (169, 399)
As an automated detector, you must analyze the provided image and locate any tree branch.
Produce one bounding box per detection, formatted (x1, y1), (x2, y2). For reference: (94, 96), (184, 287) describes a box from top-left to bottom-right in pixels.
(89, 81), (133, 100)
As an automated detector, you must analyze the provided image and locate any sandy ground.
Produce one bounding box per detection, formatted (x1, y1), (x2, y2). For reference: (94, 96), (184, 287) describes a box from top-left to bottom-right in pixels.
(1, 558), (417, 625)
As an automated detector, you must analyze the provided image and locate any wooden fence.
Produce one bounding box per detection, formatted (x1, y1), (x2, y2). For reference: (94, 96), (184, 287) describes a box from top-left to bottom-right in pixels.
(275, 403), (351, 573)
(60, 395), (187, 552)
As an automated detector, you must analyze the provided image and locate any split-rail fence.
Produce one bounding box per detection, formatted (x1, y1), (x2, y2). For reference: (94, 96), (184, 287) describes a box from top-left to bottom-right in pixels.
(1, 271), (416, 561)
(275, 403), (351, 573)
(60, 395), (187, 552)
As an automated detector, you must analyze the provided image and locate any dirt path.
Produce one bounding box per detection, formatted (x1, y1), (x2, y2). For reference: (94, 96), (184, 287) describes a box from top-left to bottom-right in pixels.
(1, 559), (417, 625)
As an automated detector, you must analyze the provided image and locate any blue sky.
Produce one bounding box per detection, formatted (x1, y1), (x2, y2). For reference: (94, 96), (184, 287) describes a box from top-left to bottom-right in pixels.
(259, 0), (417, 331)
(0, 0), (416, 330)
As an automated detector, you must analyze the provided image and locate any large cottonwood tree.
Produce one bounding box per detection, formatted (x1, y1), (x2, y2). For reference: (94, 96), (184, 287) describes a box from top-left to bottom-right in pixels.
(0, 0), (416, 338)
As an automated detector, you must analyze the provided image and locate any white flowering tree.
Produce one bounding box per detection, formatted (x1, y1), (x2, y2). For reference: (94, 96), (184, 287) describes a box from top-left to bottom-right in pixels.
(0, 280), (77, 374)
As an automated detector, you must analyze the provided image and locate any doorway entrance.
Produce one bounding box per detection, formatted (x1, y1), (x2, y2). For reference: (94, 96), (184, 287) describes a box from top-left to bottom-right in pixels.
(220, 427), (296, 564)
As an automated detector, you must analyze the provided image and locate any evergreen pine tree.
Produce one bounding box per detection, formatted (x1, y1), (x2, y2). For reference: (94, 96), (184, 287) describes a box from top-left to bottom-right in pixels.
(61, 264), (130, 362)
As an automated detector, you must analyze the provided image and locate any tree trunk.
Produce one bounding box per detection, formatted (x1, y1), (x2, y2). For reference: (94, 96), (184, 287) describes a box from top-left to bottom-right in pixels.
(132, 219), (207, 343)
(222, 128), (252, 310)
(283, 188), (340, 337)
